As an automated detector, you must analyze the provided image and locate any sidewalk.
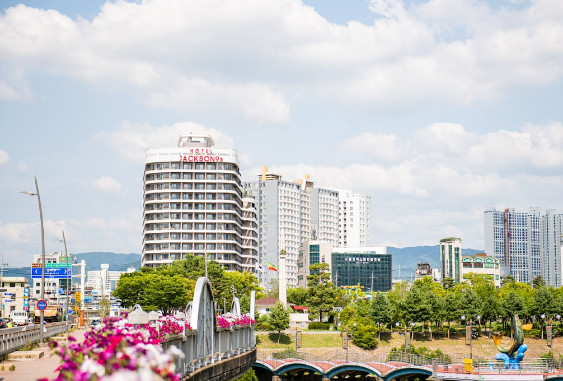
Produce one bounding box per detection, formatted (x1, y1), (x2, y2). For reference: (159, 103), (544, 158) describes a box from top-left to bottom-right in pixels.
(0, 329), (86, 381)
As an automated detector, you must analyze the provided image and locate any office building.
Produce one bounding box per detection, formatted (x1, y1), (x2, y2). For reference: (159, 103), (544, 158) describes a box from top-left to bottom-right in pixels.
(461, 253), (502, 287)
(484, 207), (541, 283)
(0, 277), (29, 317)
(297, 240), (334, 287)
(339, 191), (370, 247)
(86, 264), (135, 297)
(142, 135), (258, 272)
(331, 247), (391, 292)
(541, 210), (563, 287)
(440, 237), (463, 284)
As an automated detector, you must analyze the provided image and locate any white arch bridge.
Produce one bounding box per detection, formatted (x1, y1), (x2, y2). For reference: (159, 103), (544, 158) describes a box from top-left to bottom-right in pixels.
(158, 277), (257, 381)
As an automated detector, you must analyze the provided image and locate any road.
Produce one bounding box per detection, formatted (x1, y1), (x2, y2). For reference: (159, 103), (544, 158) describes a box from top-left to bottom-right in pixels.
(0, 329), (86, 381)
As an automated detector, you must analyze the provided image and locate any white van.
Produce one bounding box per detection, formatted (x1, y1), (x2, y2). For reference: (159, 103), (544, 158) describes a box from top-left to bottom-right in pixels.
(9, 311), (29, 326)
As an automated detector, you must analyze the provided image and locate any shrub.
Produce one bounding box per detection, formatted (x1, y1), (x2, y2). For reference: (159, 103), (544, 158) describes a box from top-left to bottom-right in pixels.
(352, 324), (378, 350)
(257, 322), (271, 331)
(9, 365), (15, 371)
(273, 349), (305, 360)
(308, 322), (331, 330)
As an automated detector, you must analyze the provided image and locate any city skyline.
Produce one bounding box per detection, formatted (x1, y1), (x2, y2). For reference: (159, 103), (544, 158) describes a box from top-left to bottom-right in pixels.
(1, 0), (563, 267)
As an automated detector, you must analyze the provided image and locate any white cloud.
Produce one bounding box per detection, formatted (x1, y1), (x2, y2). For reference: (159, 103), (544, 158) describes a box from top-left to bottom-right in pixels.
(95, 121), (235, 163)
(0, 0), (562, 116)
(93, 176), (122, 193)
(0, 149), (9, 164)
(252, 121), (563, 249)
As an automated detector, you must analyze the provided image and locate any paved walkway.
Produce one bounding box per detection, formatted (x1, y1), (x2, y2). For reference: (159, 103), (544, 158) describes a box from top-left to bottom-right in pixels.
(0, 329), (86, 381)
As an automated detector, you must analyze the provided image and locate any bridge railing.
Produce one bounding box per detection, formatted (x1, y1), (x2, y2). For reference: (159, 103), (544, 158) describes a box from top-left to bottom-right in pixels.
(160, 278), (257, 379)
(472, 358), (551, 374)
(0, 322), (67, 356)
(258, 349), (445, 366)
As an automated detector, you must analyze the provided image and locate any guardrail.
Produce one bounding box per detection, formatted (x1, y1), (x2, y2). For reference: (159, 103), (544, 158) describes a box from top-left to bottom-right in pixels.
(0, 322), (67, 356)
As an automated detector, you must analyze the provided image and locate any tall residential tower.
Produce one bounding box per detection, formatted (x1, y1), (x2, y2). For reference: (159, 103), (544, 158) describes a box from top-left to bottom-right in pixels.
(484, 207), (541, 283)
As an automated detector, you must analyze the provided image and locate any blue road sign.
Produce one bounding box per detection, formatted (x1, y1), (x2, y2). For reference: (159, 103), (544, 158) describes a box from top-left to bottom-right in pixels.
(36, 299), (47, 311)
(30, 267), (71, 279)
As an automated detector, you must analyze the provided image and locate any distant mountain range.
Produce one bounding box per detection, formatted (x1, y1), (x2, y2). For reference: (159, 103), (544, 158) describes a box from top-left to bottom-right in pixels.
(4, 252), (141, 279)
(388, 245), (482, 279)
(4, 246), (483, 279)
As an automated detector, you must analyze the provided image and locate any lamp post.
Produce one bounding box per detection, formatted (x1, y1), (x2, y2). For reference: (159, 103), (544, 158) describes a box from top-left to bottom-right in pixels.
(541, 313), (547, 340)
(61, 230), (70, 336)
(20, 177), (46, 345)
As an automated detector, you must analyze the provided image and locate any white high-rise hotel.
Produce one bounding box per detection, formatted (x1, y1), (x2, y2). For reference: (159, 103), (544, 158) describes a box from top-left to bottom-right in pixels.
(142, 135), (258, 271)
(484, 207), (563, 286)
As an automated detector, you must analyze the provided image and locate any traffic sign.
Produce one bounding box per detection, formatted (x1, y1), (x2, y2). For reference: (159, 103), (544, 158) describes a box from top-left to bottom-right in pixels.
(31, 267), (72, 279)
(45, 263), (69, 268)
(36, 299), (48, 311)
(3, 293), (12, 296)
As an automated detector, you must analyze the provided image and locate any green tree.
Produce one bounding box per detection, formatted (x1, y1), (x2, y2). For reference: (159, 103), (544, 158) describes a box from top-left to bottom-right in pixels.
(441, 291), (459, 339)
(370, 292), (392, 339)
(269, 301), (290, 343)
(386, 281), (409, 324)
(532, 275), (546, 289)
(501, 290), (526, 328)
(236, 369), (258, 381)
(442, 277), (455, 290)
(287, 287), (309, 306)
(145, 274), (191, 314)
(500, 275), (516, 287)
(99, 296), (111, 318)
(113, 271), (153, 308)
(402, 287), (431, 328)
(352, 323), (378, 350)
(457, 289), (482, 322)
(306, 263), (338, 322)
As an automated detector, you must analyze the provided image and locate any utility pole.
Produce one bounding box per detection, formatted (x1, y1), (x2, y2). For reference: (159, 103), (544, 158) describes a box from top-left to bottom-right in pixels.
(0, 255), (7, 318)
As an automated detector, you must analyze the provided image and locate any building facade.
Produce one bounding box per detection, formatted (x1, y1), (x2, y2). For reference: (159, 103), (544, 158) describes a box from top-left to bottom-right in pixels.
(331, 247), (391, 292)
(541, 210), (563, 287)
(338, 191), (370, 247)
(310, 188), (340, 246)
(297, 240), (334, 287)
(484, 207), (542, 283)
(86, 264), (135, 297)
(0, 277), (29, 318)
(440, 237), (463, 284)
(142, 135), (258, 272)
(461, 253), (502, 287)
(415, 262), (433, 280)
(244, 168), (315, 287)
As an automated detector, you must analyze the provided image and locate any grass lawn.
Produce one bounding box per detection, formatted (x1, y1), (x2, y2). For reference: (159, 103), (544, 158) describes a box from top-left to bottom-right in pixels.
(256, 332), (343, 349)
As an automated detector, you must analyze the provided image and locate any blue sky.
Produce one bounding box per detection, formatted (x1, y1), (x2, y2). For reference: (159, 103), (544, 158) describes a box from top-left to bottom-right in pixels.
(1, 0), (562, 267)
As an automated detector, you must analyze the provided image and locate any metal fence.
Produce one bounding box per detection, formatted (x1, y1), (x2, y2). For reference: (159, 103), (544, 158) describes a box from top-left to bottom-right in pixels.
(163, 324), (256, 377)
(0, 322), (67, 356)
(258, 349), (446, 366)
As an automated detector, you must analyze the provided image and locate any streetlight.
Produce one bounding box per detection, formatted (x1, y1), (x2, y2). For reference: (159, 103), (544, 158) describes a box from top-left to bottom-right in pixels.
(541, 313), (547, 340)
(60, 230), (70, 336)
(20, 177), (46, 345)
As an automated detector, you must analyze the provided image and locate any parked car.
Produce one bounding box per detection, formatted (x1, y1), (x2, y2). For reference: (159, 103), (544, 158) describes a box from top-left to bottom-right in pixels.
(0, 318), (6, 329)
